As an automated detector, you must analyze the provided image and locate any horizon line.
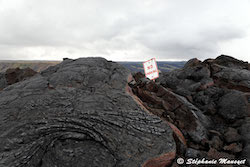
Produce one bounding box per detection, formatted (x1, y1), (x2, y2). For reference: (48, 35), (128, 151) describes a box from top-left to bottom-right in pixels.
(0, 59), (187, 62)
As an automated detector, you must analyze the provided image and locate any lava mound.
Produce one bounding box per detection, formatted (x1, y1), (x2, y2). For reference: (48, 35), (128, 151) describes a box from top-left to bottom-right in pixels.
(0, 58), (175, 167)
(129, 55), (250, 166)
(1, 55), (249, 167)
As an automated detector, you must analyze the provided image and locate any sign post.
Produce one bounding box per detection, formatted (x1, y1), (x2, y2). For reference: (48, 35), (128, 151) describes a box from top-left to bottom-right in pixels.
(143, 58), (159, 81)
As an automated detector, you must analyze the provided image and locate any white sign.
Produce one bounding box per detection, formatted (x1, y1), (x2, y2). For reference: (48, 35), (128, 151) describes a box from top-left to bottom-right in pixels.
(143, 58), (159, 80)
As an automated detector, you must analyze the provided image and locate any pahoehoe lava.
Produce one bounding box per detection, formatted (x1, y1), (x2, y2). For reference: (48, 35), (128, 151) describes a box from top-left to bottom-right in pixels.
(0, 55), (250, 167)
(0, 58), (175, 167)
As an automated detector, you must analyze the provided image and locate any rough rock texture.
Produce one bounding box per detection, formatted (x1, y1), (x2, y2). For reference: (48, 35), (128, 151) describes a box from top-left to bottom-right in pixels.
(0, 67), (37, 90)
(1, 55), (249, 167)
(128, 73), (210, 145)
(129, 55), (250, 166)
(0, 58), (176, 167)
(240, 117), (250, 164)
(0, 72), (7, 90)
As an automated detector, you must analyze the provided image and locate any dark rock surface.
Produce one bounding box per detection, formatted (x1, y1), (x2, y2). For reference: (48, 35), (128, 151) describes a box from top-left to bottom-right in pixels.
(129, 55), (250, 166)
(240, 117), (250, 164)
(0, 67), (37, 90)
(0, 58), (176, 167)
(5, 67), (37, 85)
(1, 55), (250, 167)
(0, 72), (7, 90)
(218, 90), (248, 121)
(129, 73), (210, 145)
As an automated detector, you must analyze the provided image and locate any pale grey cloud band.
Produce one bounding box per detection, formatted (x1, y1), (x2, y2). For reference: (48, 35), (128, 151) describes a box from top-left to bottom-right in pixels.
(0, 0), (249, 61)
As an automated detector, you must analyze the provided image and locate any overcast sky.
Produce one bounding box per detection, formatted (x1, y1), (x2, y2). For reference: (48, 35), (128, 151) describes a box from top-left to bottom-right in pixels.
(0, 0), (250, 61)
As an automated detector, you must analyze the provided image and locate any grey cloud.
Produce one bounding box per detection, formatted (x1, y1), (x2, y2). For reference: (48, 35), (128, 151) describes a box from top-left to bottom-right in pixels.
(0, 0), (249, 61)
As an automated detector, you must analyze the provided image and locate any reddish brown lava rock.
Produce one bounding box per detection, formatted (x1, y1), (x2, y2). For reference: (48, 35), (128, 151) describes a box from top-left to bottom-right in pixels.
(142, 151), (176, 167)
(223, 143), (243, 153)
(128, 55), (250, 166)
(167, 122), (187, 147)
(183, 58), (202, 69)
(5, 67), (37, 85)
(126, 74), (150, 112)
(207, 148), (235, 159)
(129, 72), (209, 145)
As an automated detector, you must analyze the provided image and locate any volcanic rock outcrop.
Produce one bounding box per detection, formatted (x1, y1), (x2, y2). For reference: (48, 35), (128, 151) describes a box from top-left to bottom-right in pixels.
(0, 67), (37, 90)
(0, 58), (176, 167)
(129, 55), (250, 166)
(0, 55), (249, 167)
